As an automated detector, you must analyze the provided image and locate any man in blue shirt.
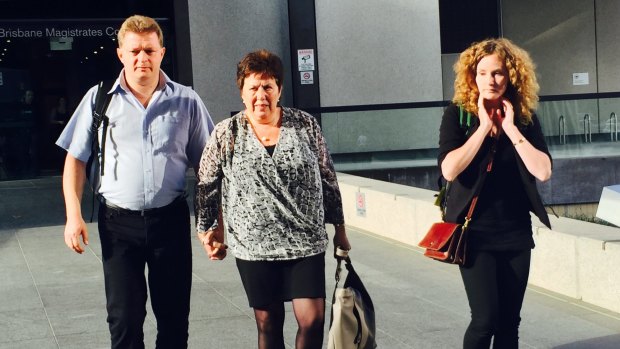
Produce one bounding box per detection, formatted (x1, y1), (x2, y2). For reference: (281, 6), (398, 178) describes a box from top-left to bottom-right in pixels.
(56, 15), (214, 349)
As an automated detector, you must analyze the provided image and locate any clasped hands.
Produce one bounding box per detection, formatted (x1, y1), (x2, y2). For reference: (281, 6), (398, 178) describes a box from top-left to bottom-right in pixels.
(477, 96), (518, 135)
(197, 227), (227, 260)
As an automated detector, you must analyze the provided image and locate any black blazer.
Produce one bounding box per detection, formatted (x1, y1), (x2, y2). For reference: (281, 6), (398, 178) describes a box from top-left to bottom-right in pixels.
(438, 104), (552, 229)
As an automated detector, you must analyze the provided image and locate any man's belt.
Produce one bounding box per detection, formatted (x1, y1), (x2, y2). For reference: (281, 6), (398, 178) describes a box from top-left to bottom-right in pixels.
(98, 194), (186, 217)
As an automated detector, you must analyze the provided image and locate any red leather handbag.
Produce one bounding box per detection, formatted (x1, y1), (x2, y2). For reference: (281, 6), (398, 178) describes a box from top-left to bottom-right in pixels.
(419, 133), (498, 266)
(419, 221), (467, 265)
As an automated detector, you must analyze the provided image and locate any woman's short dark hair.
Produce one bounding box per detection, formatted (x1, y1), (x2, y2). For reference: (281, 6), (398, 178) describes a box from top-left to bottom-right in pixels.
(236, 49), (284, 90)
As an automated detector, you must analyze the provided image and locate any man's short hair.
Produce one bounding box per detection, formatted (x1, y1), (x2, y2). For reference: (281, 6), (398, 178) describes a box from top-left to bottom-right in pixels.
(118, 15), (164, 48)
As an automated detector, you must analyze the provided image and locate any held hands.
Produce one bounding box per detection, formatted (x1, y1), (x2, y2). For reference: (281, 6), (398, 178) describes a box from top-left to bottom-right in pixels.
(64, 216), (89, 254)
(198, 227), (228, 260)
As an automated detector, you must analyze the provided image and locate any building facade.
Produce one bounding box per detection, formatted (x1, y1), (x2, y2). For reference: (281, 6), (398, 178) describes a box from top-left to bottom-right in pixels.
(1, 0), (619, 211)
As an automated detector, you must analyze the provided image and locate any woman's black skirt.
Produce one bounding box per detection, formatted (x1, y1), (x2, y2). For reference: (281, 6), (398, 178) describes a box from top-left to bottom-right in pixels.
(236, 252), (326, 308)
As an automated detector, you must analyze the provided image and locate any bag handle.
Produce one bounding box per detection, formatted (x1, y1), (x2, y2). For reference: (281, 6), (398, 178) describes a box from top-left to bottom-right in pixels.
(328, 248), (351, 329)
(334, 247), (350, 286)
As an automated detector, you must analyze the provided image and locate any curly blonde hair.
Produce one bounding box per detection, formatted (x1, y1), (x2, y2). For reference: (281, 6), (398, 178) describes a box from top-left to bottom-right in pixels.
(452, 38), (539, 124)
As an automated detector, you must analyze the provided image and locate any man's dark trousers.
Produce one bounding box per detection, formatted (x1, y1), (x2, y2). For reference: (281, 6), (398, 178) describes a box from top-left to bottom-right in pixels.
(98, 198), (192, 349)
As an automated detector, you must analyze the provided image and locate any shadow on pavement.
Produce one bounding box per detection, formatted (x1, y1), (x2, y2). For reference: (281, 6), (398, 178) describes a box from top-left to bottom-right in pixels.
(0, 176), (198, 231)
(0, 176), (71, 230)
(553, 334), (620, 348)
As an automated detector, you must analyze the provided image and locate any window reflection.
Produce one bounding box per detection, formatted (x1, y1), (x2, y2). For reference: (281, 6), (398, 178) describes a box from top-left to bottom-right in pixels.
(0, 19), (173, 180)
(538, 98), (620, 158)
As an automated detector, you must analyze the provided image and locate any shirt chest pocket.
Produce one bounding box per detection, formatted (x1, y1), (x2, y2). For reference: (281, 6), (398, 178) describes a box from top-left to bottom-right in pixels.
(152, 114), (188, 152)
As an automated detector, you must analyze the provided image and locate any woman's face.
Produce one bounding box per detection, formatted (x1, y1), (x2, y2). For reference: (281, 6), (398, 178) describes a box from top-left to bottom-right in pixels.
(241, 73), (282, 120)
(475, 53), (508, 102)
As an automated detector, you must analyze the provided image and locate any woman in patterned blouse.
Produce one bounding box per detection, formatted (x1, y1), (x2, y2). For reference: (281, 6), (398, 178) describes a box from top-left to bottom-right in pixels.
(195, 49), (351, 349)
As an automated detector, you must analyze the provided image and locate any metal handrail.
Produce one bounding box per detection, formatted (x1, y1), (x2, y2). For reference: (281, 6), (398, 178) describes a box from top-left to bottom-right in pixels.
(611, 112), (618, 142)
(558, 115), (566, 144)
(583, 113), (591, 143)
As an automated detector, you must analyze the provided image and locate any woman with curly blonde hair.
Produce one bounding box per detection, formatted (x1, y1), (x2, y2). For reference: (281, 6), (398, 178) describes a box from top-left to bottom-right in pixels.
(453, 38), (540, 125)
(438, 37), (552, 349)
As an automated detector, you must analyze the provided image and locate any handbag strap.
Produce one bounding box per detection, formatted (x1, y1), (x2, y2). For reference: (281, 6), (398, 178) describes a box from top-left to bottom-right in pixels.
(463, 133), (499, 228)
(334, 255), (351, 287)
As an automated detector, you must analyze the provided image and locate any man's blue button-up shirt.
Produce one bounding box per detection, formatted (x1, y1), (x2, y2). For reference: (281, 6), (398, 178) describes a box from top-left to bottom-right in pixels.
(57, 70), (214, 210)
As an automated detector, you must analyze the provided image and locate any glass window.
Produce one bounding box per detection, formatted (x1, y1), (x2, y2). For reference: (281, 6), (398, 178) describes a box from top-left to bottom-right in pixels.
(0, 18), (174, 180)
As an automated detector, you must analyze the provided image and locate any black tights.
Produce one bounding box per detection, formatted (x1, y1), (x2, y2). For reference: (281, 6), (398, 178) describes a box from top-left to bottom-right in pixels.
(459, 249), (531, 349)
(253, 298), (325, 349)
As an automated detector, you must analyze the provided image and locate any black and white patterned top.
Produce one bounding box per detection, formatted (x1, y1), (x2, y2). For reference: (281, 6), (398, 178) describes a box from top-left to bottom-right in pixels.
(195, 107), (345, 261)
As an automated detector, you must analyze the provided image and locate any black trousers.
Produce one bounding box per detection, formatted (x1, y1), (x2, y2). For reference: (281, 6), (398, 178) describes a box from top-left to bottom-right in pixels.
(459, 249), (531, 349)
(98, 199), (192, 349)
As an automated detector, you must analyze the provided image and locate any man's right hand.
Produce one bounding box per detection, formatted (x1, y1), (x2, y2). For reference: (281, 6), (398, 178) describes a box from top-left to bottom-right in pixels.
(61, 154), (88, 254)
(64, 216), (89, 254)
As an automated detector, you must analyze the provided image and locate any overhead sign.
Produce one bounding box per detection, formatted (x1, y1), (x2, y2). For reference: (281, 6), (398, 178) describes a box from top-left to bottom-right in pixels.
(0, 19), (170, 39)
(0, 26), (113, 38)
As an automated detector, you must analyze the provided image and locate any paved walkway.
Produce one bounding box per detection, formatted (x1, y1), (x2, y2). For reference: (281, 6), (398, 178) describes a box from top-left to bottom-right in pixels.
(2, 177), (620, 348)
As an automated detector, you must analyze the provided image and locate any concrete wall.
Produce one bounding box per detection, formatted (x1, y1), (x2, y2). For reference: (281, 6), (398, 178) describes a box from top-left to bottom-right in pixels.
(502, 0), (620, 95)
(441, 53), (459, 101)
(447, 1), (620, 142)
(337, 173), (620, 314)
(187, 0), (293, 124)
(315, 0), (443, 106)
(184, 1), (620, 124)
(502, 0), (597, 96)
(595, 0), (620, 92)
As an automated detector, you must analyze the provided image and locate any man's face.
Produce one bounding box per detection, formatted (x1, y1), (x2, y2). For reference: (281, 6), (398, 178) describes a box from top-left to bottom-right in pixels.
(117, 31), (165, 85)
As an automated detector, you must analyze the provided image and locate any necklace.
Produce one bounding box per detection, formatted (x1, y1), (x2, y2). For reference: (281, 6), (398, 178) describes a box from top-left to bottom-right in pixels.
(245, 111), (281, 143)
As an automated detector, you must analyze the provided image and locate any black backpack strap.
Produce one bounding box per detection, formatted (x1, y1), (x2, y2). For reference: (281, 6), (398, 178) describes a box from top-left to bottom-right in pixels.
(87, 79), (114, 221)
(91, 80), (114, 177)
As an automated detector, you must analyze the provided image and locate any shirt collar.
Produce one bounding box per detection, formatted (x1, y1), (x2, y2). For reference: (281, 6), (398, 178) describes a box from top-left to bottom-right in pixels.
(116, 69), (171, 94)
